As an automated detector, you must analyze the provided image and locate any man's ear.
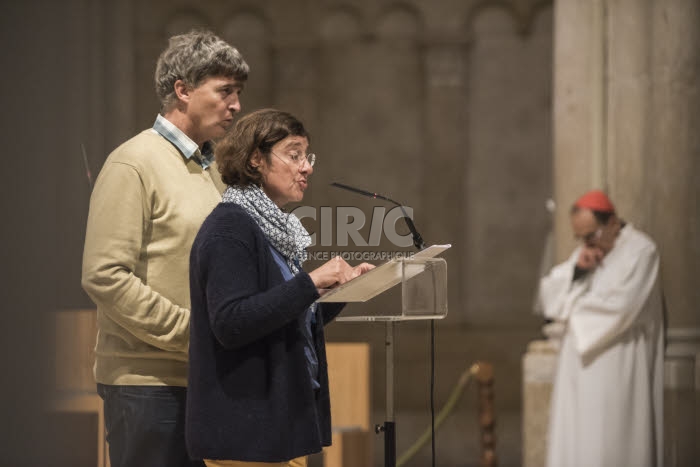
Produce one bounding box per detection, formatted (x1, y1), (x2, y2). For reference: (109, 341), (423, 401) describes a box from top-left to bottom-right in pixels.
(173, 79), (191, 104)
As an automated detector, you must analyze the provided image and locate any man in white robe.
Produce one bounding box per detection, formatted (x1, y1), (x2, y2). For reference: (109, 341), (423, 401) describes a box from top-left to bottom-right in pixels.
(539, 190), (664, 467)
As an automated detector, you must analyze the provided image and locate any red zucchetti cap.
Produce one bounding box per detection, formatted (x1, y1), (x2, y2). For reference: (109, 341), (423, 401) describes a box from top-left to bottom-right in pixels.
(573, 190), (615, 213)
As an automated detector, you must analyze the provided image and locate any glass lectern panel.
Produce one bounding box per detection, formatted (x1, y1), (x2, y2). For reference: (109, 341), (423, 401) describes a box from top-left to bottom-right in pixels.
(319, 257), (448, 322)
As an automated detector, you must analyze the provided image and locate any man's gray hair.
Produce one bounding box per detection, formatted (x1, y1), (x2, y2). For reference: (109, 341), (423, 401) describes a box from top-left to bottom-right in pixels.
(155, 30), (249, 112)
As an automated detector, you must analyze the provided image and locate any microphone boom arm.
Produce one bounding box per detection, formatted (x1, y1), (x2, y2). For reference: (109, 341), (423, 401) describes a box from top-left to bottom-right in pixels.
(330, 182), (426, 250)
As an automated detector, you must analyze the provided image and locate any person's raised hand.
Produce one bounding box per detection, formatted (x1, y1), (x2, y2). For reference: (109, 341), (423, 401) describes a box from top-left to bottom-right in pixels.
(576, 245), (603, 270)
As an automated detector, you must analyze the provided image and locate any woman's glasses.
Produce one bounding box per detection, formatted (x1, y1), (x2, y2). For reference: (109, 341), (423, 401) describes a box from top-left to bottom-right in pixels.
(271, 151), (316, 168)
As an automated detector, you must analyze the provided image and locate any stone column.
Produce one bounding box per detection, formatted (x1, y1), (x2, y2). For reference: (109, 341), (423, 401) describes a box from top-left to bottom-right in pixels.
(271, 42), (318, 128)
(606, 3), (700, 461)
(422, 39), (469, 321)
(552, 0), (609, 260)
(645, 0), (700, 332)
(222, 11), (274, 112)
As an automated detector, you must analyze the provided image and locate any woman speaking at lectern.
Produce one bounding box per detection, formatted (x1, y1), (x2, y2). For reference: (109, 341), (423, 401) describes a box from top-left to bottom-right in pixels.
(186, 109), (373, 467)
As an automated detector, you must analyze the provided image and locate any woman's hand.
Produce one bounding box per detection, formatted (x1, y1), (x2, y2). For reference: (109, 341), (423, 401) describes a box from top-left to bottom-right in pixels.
(308, 256), (375, 290)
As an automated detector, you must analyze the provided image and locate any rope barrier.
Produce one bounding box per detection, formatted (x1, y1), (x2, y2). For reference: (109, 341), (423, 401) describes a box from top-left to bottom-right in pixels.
(396, 363), (480, 466)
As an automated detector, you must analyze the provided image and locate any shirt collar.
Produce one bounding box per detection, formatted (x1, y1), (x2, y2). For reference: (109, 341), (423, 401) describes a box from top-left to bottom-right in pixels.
(152, 114), (214, 169)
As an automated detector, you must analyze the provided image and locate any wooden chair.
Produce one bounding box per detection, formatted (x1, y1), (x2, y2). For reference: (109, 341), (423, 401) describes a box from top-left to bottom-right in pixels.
(324, 343), (372, 467)
(50, 309), (108, 467)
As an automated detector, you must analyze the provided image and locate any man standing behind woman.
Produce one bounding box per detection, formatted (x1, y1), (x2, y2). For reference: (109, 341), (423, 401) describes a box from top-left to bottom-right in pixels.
(187, 109), (374, 466)
(82, 31), (248, 467)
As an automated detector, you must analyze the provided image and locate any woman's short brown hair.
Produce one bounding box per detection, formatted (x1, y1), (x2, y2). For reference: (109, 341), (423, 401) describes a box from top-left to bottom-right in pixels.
(217, 109), (309, 187)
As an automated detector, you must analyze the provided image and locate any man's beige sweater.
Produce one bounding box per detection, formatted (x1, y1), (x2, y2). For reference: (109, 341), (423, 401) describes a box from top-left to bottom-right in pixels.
(82, 129), (225, 386)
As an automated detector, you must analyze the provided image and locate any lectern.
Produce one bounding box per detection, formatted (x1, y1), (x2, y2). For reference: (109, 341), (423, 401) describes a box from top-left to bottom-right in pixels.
(319, 245), (450, 467)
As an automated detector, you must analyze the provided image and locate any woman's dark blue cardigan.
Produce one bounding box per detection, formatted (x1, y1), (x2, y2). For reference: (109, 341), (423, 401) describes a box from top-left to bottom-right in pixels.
(186, 203), (345, 462)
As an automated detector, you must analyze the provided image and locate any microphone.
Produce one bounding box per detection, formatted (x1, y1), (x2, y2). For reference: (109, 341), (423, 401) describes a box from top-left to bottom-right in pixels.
(330, 181), (426, 250)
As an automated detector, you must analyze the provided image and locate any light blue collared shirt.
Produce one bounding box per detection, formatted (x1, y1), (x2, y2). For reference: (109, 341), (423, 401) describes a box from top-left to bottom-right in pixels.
(269, 246), (320, 390)
(152, 114), (214, 169)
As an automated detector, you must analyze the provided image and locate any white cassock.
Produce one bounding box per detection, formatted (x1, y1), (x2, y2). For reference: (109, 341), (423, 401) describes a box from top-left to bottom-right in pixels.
(539, 224), (664, 467)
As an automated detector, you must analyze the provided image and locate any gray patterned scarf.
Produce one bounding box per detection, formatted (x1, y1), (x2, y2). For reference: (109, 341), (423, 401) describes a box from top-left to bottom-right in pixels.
(222, 185), (311, 274)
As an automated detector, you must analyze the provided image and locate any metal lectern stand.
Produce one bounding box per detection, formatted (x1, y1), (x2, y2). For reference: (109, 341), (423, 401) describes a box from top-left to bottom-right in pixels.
(319, 248), (450, 467)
